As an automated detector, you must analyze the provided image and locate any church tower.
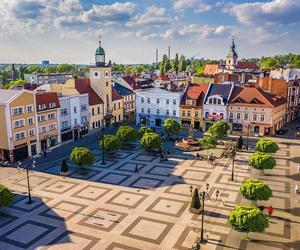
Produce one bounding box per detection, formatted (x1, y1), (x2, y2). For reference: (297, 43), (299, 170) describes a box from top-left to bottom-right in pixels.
(226, 37), (238, 69)
(89, 36), (113, 119)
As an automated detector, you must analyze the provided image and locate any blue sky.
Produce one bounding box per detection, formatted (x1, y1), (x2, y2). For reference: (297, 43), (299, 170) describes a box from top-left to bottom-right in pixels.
(0, 0), (299, 64)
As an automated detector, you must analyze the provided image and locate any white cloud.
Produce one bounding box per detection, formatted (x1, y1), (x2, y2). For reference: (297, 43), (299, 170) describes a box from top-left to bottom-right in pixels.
(126, 5), (172, 27)
(225, 0), (300, 26)
(173, 0), (212, 13)
(59, 28), (105, 39)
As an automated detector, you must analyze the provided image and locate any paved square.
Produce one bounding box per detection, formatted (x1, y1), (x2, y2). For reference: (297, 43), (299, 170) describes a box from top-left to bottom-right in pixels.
(0, 139), (297, 250)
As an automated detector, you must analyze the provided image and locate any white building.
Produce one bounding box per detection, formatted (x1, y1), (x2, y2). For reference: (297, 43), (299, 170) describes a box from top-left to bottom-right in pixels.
(202, 83), (234, 131)
(269, 68), (300, 80)
(59, 94), (89, 142)
(25, 73), (73, 85)
(136, 88), (184, 127)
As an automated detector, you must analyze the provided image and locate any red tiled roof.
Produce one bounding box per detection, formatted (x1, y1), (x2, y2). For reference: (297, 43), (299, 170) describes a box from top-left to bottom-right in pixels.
(157, 75), (170, 81)
(180, 84), (209, 107)
(112, 86), (123, 101)
(122, 76), (140, 90)
(230, 86), (286, 107)
(204, 64), (219, 75)
(24, 83), (39, 90)
(236, 62), (258, 70)
(36, 92), (60, 110)
(75, 79), (103, 105)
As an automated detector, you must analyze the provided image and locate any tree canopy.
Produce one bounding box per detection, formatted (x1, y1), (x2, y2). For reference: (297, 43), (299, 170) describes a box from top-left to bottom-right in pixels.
(0, 184), (13, 207)
(240, 179), (272, 202)
(249, 152), (276, 172)
(140, 132), (163, 150)
(208, 121), (230, 140)
(4, 79), (26, 89)
(178, 55), (186, 72)
(172, 53), (179, 74)
(228, 205), (269, 238)
(138, 126), (153, 138)
(116, 126), (137, 142)
(255, 138), (279, 153)
(70, 147), (95, 168)
(163, 118), (181, 138)
(100, 135), (121, 151)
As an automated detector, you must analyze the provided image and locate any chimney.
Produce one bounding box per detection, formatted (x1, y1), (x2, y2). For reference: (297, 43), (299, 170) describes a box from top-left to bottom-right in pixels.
(168, 46), (171, 59)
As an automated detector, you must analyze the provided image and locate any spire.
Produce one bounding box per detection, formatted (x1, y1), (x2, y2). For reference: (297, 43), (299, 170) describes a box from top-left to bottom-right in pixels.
(95, 34), (105, 67)
(231, 36), (235, 50)
(99, 33), (102, 48)
(227, 36), (237, 58)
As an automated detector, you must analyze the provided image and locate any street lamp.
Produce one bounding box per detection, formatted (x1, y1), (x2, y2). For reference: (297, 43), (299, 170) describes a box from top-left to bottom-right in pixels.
(17, 158), (36, 204)
(96, 134), (106, 165)
(199, 183), (220, 244)
(231, 144), (237, 182)
(246, 124), (250, 150)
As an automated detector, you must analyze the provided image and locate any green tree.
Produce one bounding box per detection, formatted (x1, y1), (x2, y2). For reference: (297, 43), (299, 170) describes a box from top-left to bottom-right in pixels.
(25, 65), (43, 74)
(163, 118), (181, 139)
(228, 205), (269, 240)
(0, 184), (13, 207)
(190, 188), (201, 213)
(208, 121), (230, 140)
(70, 147), (95, 168)
(291, 59), (300, 68)
(116, 126), (137, 143)
(4, 79), (26, 89)
(164, 56), (171, 74)
(237, 136), (243, 150)
(240, 179), (272, 205)
(200, 135), (217, 158)
(140, 132), (163, 150)
(255, 138), (279, 153)
(260, 57), (279, 70)
(100, 135), (121, 151)
(178, 55), (186, 72)
(249, 152), (276, 174)
(160, 54), (168, 75)
(138, 126), (153, 138)
(172, 53), (179, 74)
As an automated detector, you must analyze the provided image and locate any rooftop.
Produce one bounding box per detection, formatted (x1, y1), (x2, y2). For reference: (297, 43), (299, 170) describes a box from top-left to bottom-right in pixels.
(0, 89), (23, 104)
(75, 79), (103, 105)
(36, 92), (60, 109)
(114, 82), (134, 96)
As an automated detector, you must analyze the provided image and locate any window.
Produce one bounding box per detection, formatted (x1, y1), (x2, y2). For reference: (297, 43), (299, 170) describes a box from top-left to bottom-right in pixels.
(97, 107), (100, 114)
(28, 117), (34, 125)
(229, 112), (233, 119)
(48, 123), (56, 131)
(61, 121), (68, 129)
(195, 111), (198, 117)
(173, 110), (176, 116)
(147, 108), (150, 114)
(74, 106), (77, 113)
(147, 98), (150, 104)
(157, 98), (160, 104)
(213, 98), (217, 104)
(48, 113), (55, 120)
(38, 104), (46, 111)
(15, 131), (25, 141)
(166, 110), (169, 115)
(81, 116), (87, 123)
(118, 102), (121, 109)
(141, 97), (144, 103)
(157, 109), (160, 115)
(244, 113), (248, 120)
(61, 108), (68, 116)
(209, 99), (212, 104)
(118, 115), (121, 121)
(217, 99), (221, 105)
(49, 102), (56, 108)
(28, 129), (35, 137)
(173, 100), (176, 105)
(260, 115), (265, 121)
(92, 108), (95, 116)
(14, 119), (25, 128)
(253, 114), (257, 121)
(166, 99), (169, 105)
(39, 126), (47, 134)
(38, 115), (46, 122)
(27, 105), (33, 113)
(74, 119), (78, 125)
(141, 108), (144, 113)
(187, 111), (191, 117)
(205, 112), (209, 118)
(220, 113), (224, 119)
(12, 107), (23, 115)
(81, 104), (87, 111)
(237, 113), (240, 120)
(182, 110), (186, 117)
(105, 71), (109, 78)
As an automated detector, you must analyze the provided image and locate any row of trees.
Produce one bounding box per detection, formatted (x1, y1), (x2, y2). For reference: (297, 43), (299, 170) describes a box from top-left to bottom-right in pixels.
(227, 138), (279, 240)
(159, 54), (187, 75)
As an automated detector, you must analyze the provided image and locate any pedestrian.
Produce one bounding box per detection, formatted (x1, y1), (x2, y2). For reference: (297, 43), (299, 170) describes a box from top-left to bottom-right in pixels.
(297, 164), (300, 173)
(295, 184), (299, 193)
(206, 232), (209, 242)
(267, 205), (273, 218)
(135, 164), (139, 173)
(196, 153), (199, 159)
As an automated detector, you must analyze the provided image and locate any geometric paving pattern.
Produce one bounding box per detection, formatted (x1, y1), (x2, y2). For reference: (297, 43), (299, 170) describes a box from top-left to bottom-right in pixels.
(0, 139), (297, 250)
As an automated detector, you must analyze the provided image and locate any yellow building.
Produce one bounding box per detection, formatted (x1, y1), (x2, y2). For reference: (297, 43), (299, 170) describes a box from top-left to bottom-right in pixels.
(112, 87), (124, 123)
(180, 84), (209, 130)
(0, 89), (38, 161)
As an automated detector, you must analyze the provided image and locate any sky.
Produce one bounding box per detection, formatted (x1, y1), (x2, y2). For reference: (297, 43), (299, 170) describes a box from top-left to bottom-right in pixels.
(0, 0), (300, 64)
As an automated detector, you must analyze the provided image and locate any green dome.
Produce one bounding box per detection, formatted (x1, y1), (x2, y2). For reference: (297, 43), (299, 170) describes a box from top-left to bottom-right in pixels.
(96, 46), (105, 55)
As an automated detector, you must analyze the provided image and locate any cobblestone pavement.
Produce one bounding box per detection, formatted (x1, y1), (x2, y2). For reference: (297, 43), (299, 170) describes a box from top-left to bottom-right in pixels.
(0, 138), (299, 250)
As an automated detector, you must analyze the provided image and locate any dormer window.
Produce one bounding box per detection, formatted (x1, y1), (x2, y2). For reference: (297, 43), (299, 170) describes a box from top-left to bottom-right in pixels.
(49, 102), (56, 108)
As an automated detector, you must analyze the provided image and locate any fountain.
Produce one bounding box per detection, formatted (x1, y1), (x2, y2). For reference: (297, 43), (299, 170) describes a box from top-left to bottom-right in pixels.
(175, 125), (202, 151)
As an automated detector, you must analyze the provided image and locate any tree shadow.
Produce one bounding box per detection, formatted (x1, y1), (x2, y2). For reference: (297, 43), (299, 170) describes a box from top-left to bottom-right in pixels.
(0, 193), (70, 249)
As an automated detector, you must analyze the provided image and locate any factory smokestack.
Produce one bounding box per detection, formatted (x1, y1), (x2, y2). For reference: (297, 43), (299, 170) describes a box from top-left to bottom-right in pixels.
(168, 46), (171, 59)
